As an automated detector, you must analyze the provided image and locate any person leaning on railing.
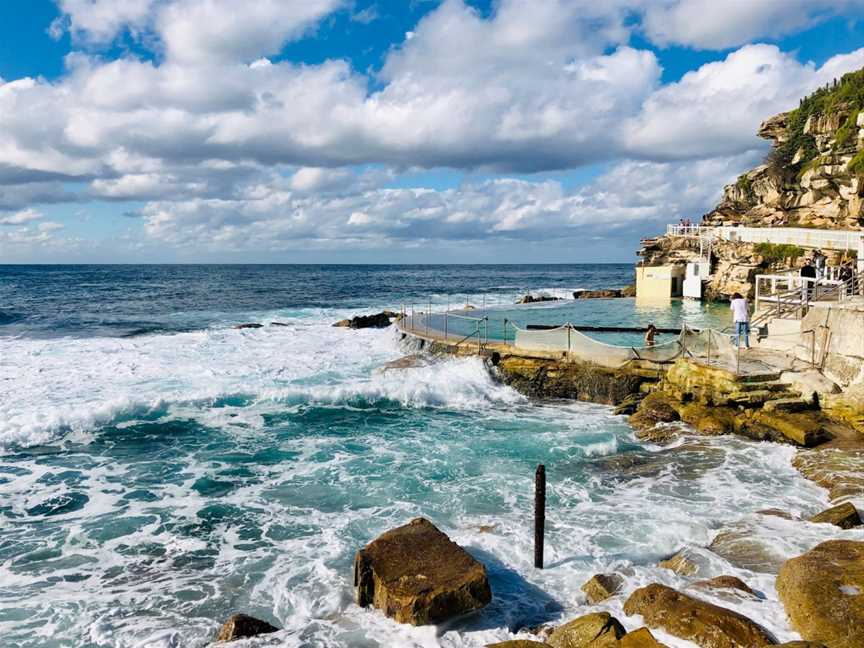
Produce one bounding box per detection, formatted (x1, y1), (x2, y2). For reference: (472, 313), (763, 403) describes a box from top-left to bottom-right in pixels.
(730, 293), (750, 350)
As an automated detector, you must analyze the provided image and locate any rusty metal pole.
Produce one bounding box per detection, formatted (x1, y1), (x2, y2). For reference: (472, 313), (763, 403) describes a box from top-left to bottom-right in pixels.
(534, 464), (546, 569)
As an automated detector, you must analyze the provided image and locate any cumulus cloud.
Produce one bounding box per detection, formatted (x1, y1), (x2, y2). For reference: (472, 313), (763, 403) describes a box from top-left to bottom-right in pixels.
(624, 45), (864, 159)
(638, 0), (864, 50)
(0, 208), (43, 225)
(136, 151), (760, 251)
(4, 0), (863, 257)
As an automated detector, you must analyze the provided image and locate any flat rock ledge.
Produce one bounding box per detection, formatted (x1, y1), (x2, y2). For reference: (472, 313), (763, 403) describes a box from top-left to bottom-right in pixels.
(776, 540), (864, 648)
(214, 613), (279, 642)
(623, 583), (776, 647)
(353, 517), (491, 625)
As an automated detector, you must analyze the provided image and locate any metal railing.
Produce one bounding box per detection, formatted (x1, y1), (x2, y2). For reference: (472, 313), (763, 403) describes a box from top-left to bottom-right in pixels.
(666, 223), (864, 253)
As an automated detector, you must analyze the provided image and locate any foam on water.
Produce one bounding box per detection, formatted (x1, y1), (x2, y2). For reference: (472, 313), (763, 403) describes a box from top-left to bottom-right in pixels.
(0, 304), (853, 648)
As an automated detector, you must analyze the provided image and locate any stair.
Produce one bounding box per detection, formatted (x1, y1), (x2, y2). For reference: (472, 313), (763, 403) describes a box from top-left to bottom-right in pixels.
(763, 397), (815, 413)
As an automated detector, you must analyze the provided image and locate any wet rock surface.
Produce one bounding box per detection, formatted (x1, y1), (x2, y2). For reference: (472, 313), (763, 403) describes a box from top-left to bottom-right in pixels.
(547, 612), (626, 648)
(793, 448), (864, 502)
(342, 311), (397, 329)
(808, 501), (862, 529)
(629, 393), (680, 438)
(214, 613), (279, 642)
(692, 575), (756, 597)
(353, 517), (491, 625)
(623, 583), (776, 647)
(708, 526), (784, 574)
(581, 574), (624, 605)
(776, 540), (864, 648)
(616, 628), (669, 647)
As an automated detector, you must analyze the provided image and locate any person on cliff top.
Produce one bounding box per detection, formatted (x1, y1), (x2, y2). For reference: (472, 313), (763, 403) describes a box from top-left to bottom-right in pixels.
(644, 324), (657, 347)
(730, 293), (750, 349)
(800, 259), (817, 301)
(814, 250), (826, 279)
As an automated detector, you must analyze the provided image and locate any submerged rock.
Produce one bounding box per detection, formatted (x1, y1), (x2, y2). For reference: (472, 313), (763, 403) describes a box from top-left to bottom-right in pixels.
(233, 323), (263, 329)
(623, 583), (775, 647)
(708, 526), (784, 574)
(215, 613), (279, 642)
(573, 289), (625, 299)
(776, 540), (864, 647)
(547, 612), (626, 648)
(658, 550), (700, 576)
(808, 502), (862, 529)
(517, 294), (563, 304)
(581, 573), (624, 604)
(353, 517), (491, 625)
(692, 575), (756, 597)
(793, 448), (864, 502)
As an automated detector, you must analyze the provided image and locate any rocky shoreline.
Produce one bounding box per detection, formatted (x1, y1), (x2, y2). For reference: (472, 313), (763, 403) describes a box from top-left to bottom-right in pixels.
(206, 311), (864, 647)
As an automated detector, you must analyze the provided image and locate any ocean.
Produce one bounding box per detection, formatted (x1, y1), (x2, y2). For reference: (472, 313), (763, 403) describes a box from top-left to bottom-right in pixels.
(0, 265), (843, 647)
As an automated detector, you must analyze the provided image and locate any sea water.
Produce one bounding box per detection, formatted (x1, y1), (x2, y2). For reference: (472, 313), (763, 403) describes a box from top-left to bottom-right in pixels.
(0, 265), (857, 648)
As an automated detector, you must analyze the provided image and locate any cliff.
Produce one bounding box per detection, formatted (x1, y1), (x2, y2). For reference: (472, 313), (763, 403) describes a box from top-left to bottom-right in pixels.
(705, 68), (864, 229)
(638, 68), (864, 300)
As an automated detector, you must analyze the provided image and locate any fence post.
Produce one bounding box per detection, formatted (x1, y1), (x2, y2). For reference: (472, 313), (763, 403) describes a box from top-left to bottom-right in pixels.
(534, 464), (546, 569)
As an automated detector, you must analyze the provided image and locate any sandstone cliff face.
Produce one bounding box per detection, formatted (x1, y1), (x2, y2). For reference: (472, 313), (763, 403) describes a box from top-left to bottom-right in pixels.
(705, 70), (864, 229)
(639, 235), (765, 299)
(638, 69), (864, 299)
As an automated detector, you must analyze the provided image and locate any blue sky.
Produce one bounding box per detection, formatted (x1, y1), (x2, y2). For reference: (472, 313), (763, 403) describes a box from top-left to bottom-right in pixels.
(1, 0), (864, 263)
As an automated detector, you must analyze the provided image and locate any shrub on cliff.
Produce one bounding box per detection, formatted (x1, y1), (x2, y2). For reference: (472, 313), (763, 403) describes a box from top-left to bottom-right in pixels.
(768, 67), (864, 178)
(754, 242), (804, 265)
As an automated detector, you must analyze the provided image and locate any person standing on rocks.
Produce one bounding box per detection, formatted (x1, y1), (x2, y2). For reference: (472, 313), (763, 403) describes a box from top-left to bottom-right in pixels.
(730, 293), (750, 349)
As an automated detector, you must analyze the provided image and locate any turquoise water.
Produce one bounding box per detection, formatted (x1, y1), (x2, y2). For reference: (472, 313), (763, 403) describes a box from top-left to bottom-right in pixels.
(417, 298), (732, 346)
(0, 266), (847, 647)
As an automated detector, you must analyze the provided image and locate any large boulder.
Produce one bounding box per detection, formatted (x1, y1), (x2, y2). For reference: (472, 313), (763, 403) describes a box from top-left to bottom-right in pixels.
(623, 583), (776, 647)
(808, 502), (862, 529)
(547, 612), (626, 648)
(353, 517), (491, 625)
(215, 614), (279, 642)
(776, 540), (864, 647)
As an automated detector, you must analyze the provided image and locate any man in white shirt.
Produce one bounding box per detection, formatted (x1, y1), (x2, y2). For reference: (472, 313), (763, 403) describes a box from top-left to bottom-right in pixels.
(730, 292), (750, 349)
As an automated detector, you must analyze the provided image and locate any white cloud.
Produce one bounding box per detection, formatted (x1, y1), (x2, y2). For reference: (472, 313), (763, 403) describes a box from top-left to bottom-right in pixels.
(52, 0), (157, 43)
(638, 0), (864, 50)
(156, 0), (345, 64)
(3, 0), (862, 258)
(624, 45), (864, 160)
(136, 151), (759, 251)
(0, 208), (42, 225)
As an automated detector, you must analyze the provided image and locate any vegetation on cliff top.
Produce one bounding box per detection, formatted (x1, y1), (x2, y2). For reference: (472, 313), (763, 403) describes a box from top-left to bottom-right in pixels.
(754, 242), (804, 265)
(768, 67), (864, 178)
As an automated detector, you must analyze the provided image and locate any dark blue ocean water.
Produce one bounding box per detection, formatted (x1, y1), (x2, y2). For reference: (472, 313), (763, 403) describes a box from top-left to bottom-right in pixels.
(0, 265), (828, 648)
(0, 264), (635, 338)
